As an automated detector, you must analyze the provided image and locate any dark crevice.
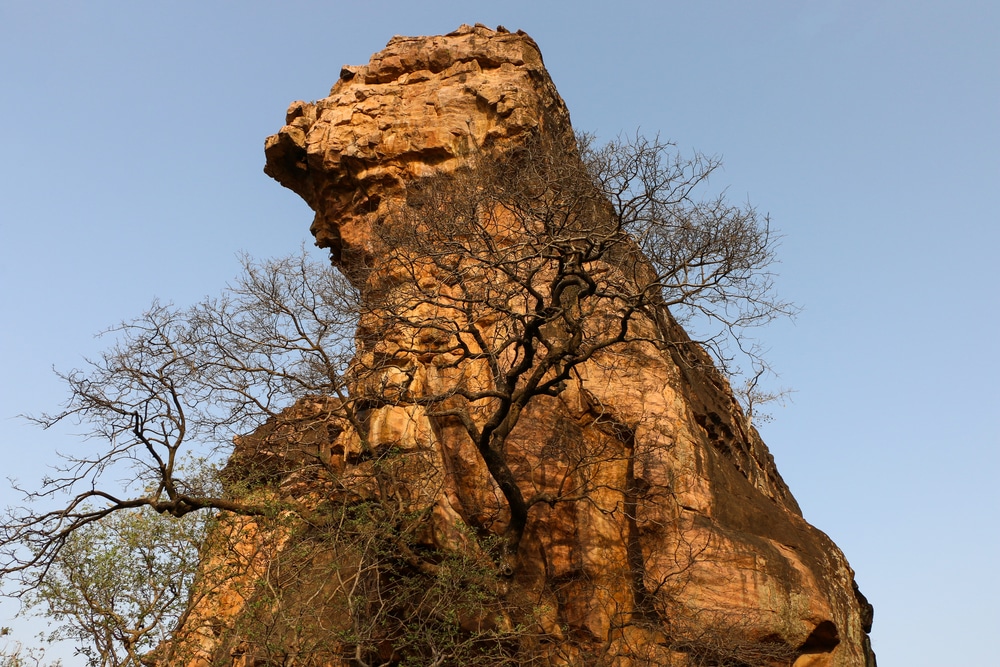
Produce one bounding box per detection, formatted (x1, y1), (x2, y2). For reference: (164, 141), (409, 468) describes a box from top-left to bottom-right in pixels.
(618, 424), (657, 622)
(798, 620), (840, 654)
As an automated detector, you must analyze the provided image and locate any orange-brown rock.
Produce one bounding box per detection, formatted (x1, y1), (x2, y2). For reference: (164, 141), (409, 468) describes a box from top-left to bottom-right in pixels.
(263, 23), (573, 276)
(167, 24), (875, 667)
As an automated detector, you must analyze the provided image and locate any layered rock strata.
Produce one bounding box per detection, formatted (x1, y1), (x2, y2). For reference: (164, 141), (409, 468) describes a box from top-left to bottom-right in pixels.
(166, 24), (875, 667)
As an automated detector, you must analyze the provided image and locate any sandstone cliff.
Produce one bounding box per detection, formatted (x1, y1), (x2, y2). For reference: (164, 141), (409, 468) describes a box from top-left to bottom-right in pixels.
(164, 24), (874, 667)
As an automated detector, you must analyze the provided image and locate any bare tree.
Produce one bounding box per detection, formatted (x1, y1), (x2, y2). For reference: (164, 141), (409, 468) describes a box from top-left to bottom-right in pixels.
(353, 132), (793, 561)
(2, 133), (794, 664)
(0, 252), (366, 663)
(2, 252), (361, 589)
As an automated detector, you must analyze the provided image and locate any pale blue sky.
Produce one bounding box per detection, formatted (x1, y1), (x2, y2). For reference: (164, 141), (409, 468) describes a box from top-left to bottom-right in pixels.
(2, 2), (997, 664)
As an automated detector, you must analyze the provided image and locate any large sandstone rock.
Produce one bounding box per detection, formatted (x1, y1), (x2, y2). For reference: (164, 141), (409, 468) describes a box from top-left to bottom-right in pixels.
(167, 24), (875, 667)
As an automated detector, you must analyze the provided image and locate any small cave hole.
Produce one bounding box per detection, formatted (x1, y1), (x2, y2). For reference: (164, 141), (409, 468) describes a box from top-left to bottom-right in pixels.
(798, 620), (840, 653)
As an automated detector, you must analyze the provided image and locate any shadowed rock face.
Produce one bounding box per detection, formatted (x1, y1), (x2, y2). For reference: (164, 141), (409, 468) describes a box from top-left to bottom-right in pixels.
(169, 24), (875, 667)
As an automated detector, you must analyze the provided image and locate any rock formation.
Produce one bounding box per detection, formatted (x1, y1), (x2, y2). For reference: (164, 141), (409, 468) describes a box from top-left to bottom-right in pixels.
(164, 24), (875, 667)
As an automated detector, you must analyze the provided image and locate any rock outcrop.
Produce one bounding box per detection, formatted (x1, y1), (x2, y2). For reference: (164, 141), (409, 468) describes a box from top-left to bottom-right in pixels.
(165, 24), (874, 667)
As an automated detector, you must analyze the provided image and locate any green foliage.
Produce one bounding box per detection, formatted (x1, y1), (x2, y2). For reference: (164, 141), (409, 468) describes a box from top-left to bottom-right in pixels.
(21, 507), (208, 667)
(221, 491), (535, 667)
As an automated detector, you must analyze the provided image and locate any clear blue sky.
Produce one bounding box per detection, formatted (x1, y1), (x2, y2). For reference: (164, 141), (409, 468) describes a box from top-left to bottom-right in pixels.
(2, 2), (997, 664)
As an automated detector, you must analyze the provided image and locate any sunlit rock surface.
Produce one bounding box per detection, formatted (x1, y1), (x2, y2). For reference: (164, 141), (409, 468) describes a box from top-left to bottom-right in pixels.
(165, 24), (874, 667)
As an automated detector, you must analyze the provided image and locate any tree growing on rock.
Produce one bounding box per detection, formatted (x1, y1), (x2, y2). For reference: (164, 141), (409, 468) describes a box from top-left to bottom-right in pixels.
(2, 133), (794, 665)
(360, 132), (791, 562)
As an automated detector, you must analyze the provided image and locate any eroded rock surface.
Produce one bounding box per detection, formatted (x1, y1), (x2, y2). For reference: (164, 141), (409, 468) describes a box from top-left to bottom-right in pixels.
(167, 24), (875, 667)
(264, 24), (572, 274)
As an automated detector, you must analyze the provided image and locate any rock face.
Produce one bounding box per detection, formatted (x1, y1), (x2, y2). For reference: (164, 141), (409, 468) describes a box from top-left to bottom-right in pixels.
(167, 24), (874, 667)
(263, 24), (573, 275)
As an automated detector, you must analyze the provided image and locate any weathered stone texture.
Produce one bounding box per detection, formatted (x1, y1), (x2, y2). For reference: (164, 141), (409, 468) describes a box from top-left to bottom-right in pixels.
(169, 24), (875, 667)
(264, 24), (572, 274)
